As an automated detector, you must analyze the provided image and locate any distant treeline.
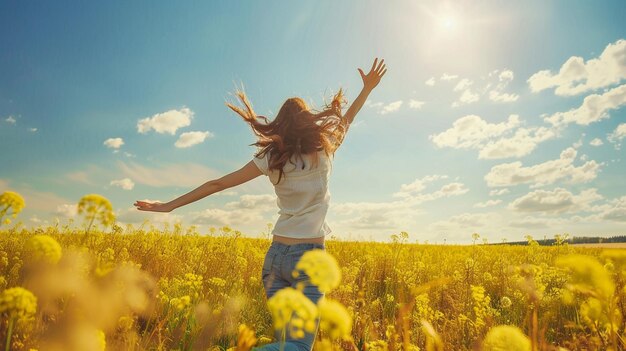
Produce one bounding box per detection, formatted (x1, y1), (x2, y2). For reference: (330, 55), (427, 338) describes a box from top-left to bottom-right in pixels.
(496, 235), (626, 246)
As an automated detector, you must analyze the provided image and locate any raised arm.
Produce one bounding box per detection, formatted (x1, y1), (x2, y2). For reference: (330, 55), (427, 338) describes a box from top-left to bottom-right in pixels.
(134, 160), (263, 212)
(343, 57), (387, 125)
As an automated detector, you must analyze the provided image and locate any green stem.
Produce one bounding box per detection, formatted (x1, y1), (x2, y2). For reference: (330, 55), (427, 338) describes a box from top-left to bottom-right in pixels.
(86, 214), (96, 235)
(5, 317), (14, 351)
(279, 325), (286, 351)
(0, 205), (10, 226)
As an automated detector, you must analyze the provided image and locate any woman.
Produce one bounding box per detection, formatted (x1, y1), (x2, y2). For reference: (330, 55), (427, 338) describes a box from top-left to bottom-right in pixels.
(134, 57), (386, 350)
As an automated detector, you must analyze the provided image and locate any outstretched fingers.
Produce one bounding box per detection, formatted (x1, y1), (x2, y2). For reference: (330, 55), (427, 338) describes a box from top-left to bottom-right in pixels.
(376, 60), (386, 75)
(134, 201), (154, 209)
(376, 59), (385, 73)
(370, 57), (378, 73)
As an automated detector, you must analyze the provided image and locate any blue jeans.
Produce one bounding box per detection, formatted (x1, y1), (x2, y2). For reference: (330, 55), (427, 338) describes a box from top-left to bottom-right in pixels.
(253, 241), (325, 351)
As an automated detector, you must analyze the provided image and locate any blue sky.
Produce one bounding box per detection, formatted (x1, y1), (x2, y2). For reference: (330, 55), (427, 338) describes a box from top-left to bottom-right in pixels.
(1, 1), (625, 243)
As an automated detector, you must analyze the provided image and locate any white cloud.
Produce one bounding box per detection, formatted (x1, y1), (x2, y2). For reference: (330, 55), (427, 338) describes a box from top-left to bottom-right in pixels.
(544, 84), (626, 126)
(392, 177), (468, 202)
(486, 69), (519, 103)
(484, 147), (601, 188)
(430, 114), (520, 149)
(5, 116), (16, 124)
(331, 177), (468, 232)
(364, 100), (384, 109)
(440, 73), (458, 81)
(443, 69), (519, 107)
(117, 161), (221, 188)
(589, 138), (604, 146)
(478, 126), (555, 159)
(474, 199), (502, 208)
(137, 107), (193, 135)
(597, 195), (626, 222)
(499, 70), (514, 82)
(223, 194), (276, 211)
(28, 127), (37, 132)
(431, 114), (557, 160)
(110, 178), (135, 190)
(175, 131), (214, 148)
(408, 99), (425, 109)
(607, 123), (626, 149)
(528, 39), (626, 96)
(427, 212), (502, 240)
(454, 79), (473, 92)
(190, 194), (276, 226)
(380, 101), (403, 115)
(489, 188), (510, 196)
(56, 204), (78, 218)
(452, 89), (480, 107)
(103, 137), (124, 149)
(425, 77), (436, 86)
(393, 175), (447, 198)
(509, 188), (602, 214)
(488, 90), (519, 103)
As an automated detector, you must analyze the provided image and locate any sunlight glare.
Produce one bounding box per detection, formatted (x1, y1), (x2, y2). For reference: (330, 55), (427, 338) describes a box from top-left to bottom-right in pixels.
(440, 16), (456, 30)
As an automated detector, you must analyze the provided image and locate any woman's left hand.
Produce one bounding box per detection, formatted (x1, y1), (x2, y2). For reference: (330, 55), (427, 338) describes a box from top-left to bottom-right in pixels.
(134, 200), (173, 212)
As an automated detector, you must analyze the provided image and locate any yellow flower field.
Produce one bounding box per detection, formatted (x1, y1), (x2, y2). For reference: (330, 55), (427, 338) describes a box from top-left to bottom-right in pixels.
(1, 222), (625, 350)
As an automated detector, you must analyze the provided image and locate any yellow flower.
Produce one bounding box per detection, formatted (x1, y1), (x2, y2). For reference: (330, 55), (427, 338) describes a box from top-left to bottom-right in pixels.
(556, 254), (614, 298)
(236, 324), (258, 350)
(482, 325), (530, 351)
(117, 316), (134, 332)
(96, 329), (106, 351)
(0, 287), (37, 320)
(267, 287), (317, 334)
(500, 296), (512, 309)
(78, 193), (116, 230)
(580, 297), (605, 326)
(366, 340), (388, 351)
(257, 336), (273, 345)
(0, 191), (25, 225)
(170, 295), (191, 311)
(25, 235), (62, 264)
(317, 297), (352, 340)
(294, 249), (341, 293)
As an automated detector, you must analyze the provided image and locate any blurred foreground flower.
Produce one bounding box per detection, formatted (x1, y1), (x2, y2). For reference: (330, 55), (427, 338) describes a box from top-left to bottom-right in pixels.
(25, 235), (62, 264)
(293, 249), (340, 293)
(556, 254), (614, 298)
(0, 286), (37, 320)
(482, 325), (530, 351)
(0, 287), (37, 351)
(78, 194), (115, 233)
(267, 287), (317, 338)
(236, 324), (257, 351)
(317, 297), (352, 340)
(0, 190), (25, 226)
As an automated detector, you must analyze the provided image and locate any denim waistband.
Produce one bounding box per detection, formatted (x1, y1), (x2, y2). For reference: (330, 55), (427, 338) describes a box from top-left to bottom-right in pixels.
(269, 241), (325, 253)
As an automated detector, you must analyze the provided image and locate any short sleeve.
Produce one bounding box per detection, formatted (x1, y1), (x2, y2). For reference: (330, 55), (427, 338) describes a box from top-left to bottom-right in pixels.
(252, 152), (269, 176)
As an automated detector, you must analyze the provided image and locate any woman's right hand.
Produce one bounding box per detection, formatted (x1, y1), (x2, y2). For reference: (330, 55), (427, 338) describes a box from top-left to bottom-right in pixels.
(358, 57), (387, 92)
(134, 200), (173, 212)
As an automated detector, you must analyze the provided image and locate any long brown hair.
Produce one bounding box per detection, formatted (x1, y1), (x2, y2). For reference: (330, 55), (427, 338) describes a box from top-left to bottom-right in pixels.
(226, 86), (349, 185)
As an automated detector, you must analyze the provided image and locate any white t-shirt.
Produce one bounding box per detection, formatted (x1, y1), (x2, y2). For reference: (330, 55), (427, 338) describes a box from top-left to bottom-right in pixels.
(252, 149), (333, 238)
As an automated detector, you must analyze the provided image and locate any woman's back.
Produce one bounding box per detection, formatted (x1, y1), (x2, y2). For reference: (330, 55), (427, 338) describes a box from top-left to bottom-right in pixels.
(253, 149), (333, 238)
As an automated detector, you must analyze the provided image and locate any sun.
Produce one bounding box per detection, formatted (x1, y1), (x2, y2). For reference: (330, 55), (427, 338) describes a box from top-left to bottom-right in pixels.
(440, 16), (456, 30)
